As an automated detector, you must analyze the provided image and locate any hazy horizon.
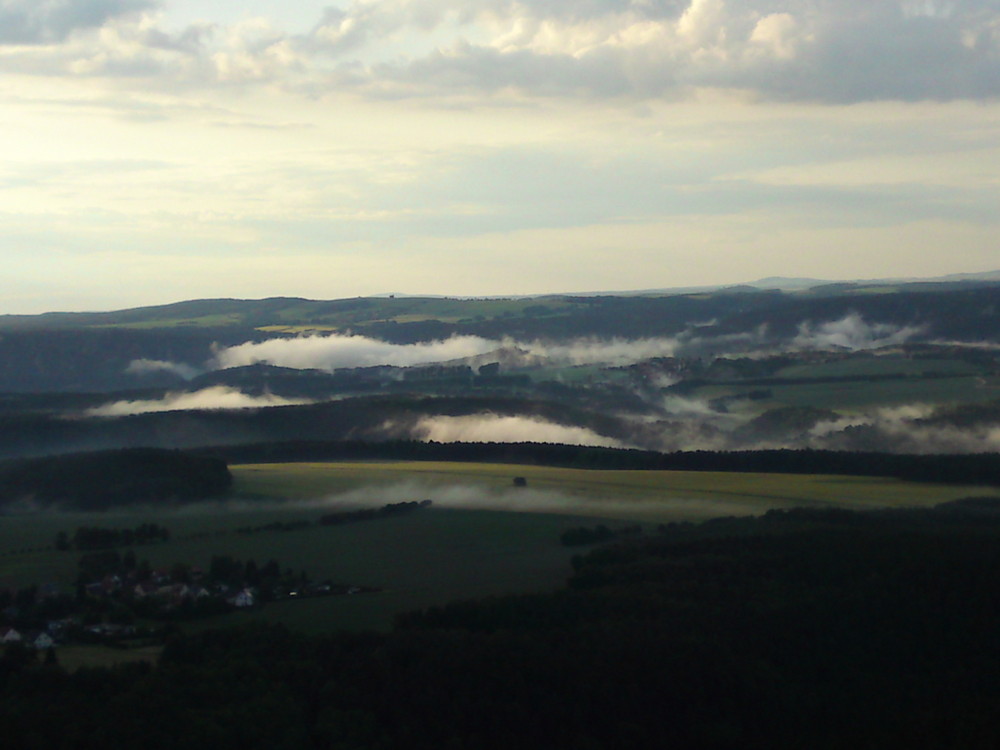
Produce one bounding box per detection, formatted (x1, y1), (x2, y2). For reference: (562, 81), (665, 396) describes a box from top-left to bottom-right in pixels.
(6, 267), (1000, 317)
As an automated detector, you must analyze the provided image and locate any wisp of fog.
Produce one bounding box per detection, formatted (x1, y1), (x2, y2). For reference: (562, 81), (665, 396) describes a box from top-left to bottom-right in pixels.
(192, 480), (767, 522)
(85, 386), (311, 417)
(126, 313), (929, 384)
(411, 414), (627, 448)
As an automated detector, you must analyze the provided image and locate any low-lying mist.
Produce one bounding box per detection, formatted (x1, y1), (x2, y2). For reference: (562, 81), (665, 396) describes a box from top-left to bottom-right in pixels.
(411, 414), (628, 448)
(203, 313), (926, 373)
(124, 313), (930, 384)
(811, 404), (1000, 454)
(90, 312), (1000, 456)
(193, 481), (765, 522)
(211, 334), (501, 371)
(791, 313), (924, 351)
(126, 358), (201, 380)
(85, 386), (311, 417)
(721, 402), (1000, 454)
(208, 333), (686, 371)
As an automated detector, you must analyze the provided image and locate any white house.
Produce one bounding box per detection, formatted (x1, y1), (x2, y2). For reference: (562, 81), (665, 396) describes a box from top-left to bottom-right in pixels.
(229, 588), (255, 608)
(1, 626), (22, 643)
(27, 631), (54, 650)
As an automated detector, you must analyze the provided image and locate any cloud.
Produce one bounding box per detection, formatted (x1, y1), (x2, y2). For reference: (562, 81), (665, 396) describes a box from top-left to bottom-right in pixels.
(791, 313), (923, 350)
(413, 413), (626, 447)
(674, 326), (775, 357)
(811, 402), (1000, 454)
(0, 0), (155, 45)
(220, 479), (756, 521)
(210, 18), (306, 84)
(807, 404), (937, 440)
(205, 316), (921, 378)
(633, 398), (1000, 455)
(211, 333), (502, 371)
(125, 357), (200, 380)
(84, 386), (310, 416)
(807, 413), (876, 439)
(0, 13), (214, 80)
(3, 0), (999, 103)
(337, 480), (759, 519)
(662, 395), (721, 417)
(521, 337), (681, 364)
(210, 332), (689, 371)
(308, 0), (1000, 102)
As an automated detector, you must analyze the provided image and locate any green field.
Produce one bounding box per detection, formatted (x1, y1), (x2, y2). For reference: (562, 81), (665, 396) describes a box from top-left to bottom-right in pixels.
(231, 461), (1000, 514)
(54, 644), (164, 672)
(2, 461), (996, 633)
(0, 505), (591, 632)
(774, 357), (983, 379)
(695, 375), (1000, 411)
(87, 296), (577, 330)
(764, 375), (1000, 409)
(682, 354), (1000, 411)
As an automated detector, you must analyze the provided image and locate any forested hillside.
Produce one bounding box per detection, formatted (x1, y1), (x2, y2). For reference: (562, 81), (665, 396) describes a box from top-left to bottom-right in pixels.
(5, 500), (1000, 748)
(3, 282), (1000, 460)
(0, 448), (232, 510)
(2, 284), (1000, 392)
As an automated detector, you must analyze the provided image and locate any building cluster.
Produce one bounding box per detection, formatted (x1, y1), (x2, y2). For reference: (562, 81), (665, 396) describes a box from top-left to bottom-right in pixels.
(2, 561), (377, 652)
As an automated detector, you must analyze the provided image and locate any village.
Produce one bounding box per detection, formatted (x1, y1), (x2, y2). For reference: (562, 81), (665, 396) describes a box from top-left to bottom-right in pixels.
(1, 501), (435, 653)
(1, 543), (378, 653)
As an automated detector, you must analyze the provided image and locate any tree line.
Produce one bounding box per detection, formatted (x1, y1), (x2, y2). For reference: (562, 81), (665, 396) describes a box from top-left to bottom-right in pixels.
(56, 523), (170, 551)
(0, 448), (232, 510)
(215, 439), (1000, 485)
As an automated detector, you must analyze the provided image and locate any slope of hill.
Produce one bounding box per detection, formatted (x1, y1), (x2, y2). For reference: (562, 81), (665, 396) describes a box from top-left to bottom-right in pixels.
(2, 282), (1000, 459)
(0, 448), (232, 510)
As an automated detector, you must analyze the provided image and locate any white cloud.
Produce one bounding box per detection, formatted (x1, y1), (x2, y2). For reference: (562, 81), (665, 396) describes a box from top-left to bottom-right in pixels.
(521, 337), (681, 364)
(208, 331), (761, 374)
(662, 395), (720, 417)
(204, 320), (924, 378)
(2, 3), (1000, 315)
(676, 0), (728, 49)
(209, 332), (686, 371)
(211, 333), (502, 370)
(0, 0), (155, 45)
(299, 0), (1000, 102)
(749, 13), (805, 60)
(85, 386), (310, 416)
(809, 402), (1000, 454)
(791, 313), (924, 351)
(2, 1), (998, 102)
(211, 18), (304, 83)
(125, 357), (200, 380)
(413, 413), (626, 446)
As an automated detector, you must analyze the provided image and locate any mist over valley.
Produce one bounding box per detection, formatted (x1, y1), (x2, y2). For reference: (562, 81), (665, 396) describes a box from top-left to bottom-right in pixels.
(5, 0), (1000, 742)
(3, 280), (1000, 459)
(4, 282), (1000, 750)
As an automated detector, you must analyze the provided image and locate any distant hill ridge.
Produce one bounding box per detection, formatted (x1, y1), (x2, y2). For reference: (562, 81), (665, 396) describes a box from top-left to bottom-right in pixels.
(3, 271), (1000, 331)
(2, 282), (1000, 392)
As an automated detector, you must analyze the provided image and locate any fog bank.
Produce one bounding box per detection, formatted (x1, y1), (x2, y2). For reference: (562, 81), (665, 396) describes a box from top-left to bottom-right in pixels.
(206, 313), (927, 376)
(85, 386), (311, 417)
(126, 358), (200, 380)
(212, 334), (500, 371)
(791, 313), (923, 351)
(412, 414), (626, 448)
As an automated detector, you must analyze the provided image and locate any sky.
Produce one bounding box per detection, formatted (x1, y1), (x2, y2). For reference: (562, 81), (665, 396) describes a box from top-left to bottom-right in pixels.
(1, 0), (999, 313)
